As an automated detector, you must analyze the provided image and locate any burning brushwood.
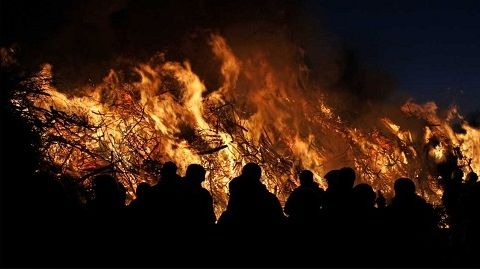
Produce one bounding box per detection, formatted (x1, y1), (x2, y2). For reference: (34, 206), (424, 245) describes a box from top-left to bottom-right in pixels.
(10, 34), (480, 217)
(199, 145), (229, 155)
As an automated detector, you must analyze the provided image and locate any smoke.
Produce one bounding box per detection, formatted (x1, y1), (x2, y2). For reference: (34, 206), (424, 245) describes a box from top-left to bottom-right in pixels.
(1, 0), (398, 116)
(466, 110), (480, 128)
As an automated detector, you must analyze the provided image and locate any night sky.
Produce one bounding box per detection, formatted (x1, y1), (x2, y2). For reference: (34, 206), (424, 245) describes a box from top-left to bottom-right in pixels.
(1, 0), (479, 114)
(309, 0), (480, 114)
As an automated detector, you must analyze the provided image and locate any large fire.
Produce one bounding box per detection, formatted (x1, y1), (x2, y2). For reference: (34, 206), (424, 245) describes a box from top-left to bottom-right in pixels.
(11, 34), (479, 216)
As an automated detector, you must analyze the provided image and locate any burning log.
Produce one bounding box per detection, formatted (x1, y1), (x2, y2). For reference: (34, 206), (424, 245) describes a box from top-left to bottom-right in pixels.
(198, 144), (229, 155)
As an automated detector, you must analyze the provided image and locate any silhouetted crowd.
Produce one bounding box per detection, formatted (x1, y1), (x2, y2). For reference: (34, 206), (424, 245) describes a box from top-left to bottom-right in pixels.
(2, 162), (479, 267)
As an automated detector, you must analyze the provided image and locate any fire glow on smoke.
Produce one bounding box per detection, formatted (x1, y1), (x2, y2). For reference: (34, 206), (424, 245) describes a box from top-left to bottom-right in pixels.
(12, 34), (480, 216)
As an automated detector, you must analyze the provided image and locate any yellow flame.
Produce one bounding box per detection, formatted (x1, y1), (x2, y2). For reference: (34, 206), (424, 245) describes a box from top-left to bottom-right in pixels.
(17, 34), (479, 214)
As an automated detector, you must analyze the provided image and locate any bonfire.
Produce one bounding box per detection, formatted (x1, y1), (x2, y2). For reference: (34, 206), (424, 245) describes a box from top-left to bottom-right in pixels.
(10, 34), (479, 217)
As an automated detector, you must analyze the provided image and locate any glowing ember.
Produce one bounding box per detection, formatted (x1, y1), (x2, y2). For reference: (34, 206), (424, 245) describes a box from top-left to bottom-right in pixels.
(11, 34), (479, 215)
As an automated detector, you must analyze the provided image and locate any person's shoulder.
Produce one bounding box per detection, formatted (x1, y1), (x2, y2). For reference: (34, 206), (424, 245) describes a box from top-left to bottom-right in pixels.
(289, 187), (304, 196)
(199, 187), (211, 195)
(229, 176), (244, 188)
(265, 187), (279, 199)
(294, 185), (315, 194)
(414, 194), (429, 205)
(229, 176), (240, 184)
(314, 184), (325, 192)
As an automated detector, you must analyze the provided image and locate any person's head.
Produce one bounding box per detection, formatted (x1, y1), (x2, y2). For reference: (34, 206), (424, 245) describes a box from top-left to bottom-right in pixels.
(241, 163), (262, 182)
(160, 161), (177, 181)
(394, 177), (416, 198)
(339, 167), (356, 189)
(465, 171), (478, 185)
(352, 183), (376, 208)
(136, 182), (151, 199)
(299, 170), (314, 186)
(324, 169), (340, 191)
(92, 174), (119, 200)
(451, 168), (464, 183)
(185, 164), (207, 184)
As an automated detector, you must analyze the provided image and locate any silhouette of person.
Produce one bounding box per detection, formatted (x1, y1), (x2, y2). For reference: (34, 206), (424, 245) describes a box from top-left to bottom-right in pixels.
(85, 174), (126, 266)
(323, 167), (356, 215)
(442, 168), (464, 249)
(217, 163), (285, 266)
(157, 161), (183, 184)
(137, 161), (187, 266)
(283, 170), (325, 266)
(385, 177), (436, 266)
(86, 174), (124, 212)
(352, 183), (376, 211)
(462, 181), (480, 266)
(284, 170), (324, 226)
(388, 178), (435, 228)
(322, 168), (357, 265)
(350, 183), (387, 264)
(376, 190), (386, 209)
(124, 181), (152, 265)
(443, 168), (463, 212)
(180, 164), (216, 228)
(164, 164), (217, 266)
(456, 171), (480, 266)
(339, 166), (356, 189)
(324, 168), (355, 214)
(126, 182), (151, 228)
(219, 163), (284, 228)
(324, 169), (341, 192)
(148, 161), (183, 227)
(465, 171), (478, 186)
(128, 182), (151, 210)
(14, 171), (85, 266)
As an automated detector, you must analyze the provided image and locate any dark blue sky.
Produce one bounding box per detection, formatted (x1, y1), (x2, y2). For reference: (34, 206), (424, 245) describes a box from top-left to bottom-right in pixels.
(308, 0), (480, 113)
(1, 0), (478, 113)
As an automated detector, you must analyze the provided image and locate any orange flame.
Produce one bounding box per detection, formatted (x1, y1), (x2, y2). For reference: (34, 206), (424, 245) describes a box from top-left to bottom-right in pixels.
(15, 34), (479, 214)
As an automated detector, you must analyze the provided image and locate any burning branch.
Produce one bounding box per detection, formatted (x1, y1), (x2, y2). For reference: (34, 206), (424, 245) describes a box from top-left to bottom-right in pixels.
(9, 35), (479, 214)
